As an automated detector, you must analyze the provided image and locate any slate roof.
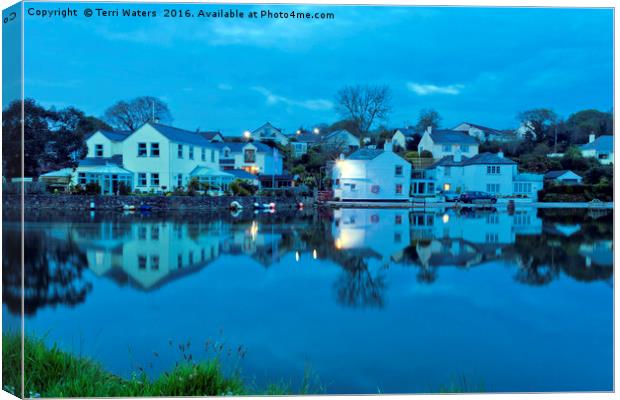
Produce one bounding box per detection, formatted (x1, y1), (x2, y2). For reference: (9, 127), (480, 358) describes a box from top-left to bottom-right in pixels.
(78, 155), (123, 167)
(149, 123), (216, 147)
(252, 122), (283, 135)
(87, 130), (132, 141)
(429, 130), (478, 144)
(294, 131), (324, 143)
(457, 122), (502, 134)
(544, 170), (582, 179)
(431, 152), (516, 168)
(197, 131), (223, 141)
(346, 148), (384, 160)
(580, 135), (613, 153)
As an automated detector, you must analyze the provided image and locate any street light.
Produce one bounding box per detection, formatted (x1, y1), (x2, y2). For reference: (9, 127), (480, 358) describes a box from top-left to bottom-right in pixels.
(313, 127), (320, 134)
(243, 130), (251, 140)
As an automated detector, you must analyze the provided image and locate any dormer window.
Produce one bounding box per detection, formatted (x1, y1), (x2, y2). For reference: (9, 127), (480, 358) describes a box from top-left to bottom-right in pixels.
(95, 144), (103, 157)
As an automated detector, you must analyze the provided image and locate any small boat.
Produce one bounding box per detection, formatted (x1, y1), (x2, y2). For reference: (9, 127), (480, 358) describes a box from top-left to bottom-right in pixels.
(253, 202), (276, 210)
(122, 204), (136, 211)
(230, 200), (243, 210)
(139, 204), (152, 212)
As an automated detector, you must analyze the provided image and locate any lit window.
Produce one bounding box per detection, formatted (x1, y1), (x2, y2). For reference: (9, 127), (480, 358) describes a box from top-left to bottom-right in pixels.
(443, 183), (451, 191)
(150, 143), (160, 157)
(150, 173), (160, 186)
(138, 143), (147, 157)
(138, 173), (147, 186)
(178, 144), (183, 159)
(95, 144), (103, 157)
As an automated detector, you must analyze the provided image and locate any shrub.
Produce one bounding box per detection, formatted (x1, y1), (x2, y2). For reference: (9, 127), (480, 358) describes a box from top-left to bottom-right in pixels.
(118, 182), (130, 195)
(420, 150), (433, 158)
(84, 182), (101, 195)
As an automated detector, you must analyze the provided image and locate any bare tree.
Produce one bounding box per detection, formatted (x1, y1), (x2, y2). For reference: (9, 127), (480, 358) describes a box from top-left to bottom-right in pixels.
(103, 96), (172, 131)
(335, 85), (392, 135)
(415, 108), (442, 132)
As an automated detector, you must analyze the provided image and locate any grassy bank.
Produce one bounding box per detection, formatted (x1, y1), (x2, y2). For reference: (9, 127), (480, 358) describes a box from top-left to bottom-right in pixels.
(2, 333), (319, 397)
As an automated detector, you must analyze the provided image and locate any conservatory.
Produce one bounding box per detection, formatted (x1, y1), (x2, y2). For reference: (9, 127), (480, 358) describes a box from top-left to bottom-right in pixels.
(76, 165), (134, 195)
(189, 166), (235, 192)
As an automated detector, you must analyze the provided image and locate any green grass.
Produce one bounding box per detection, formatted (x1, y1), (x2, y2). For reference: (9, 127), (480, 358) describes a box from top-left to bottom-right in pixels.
(2, 333), (320, 397)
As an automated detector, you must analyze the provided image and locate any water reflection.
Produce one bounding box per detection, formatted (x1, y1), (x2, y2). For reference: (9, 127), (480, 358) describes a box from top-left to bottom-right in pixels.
(3, 207), (613, 316)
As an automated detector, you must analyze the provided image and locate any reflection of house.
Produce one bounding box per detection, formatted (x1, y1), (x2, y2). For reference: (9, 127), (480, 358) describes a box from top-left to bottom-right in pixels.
(332, 208), (411, 263)
(578, 240), (613, 267)
(544, 170), (583, 185)
(332, 142), (411, 201)
(580, 134), (613, 165)
(417, 127), (479, 159)
(452, 122), (517, 143)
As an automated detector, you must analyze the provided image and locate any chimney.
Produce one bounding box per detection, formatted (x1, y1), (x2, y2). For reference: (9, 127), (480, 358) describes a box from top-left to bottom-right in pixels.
(426, 126), (433, 134)
(384, 139), (393, 152)
(589, 133), (596, 143)
(454, 147), (462, 163)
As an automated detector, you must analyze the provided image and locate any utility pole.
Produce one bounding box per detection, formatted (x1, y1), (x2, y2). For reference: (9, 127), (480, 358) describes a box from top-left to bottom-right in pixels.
(151, 100), (155, 122)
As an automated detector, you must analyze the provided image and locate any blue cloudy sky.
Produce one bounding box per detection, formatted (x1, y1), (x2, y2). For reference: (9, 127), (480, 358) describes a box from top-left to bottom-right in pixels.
(23, 4), (612, 135)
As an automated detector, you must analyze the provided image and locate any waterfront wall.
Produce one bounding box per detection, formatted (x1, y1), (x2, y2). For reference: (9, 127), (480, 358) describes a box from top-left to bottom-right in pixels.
(3, 194), (311, 211)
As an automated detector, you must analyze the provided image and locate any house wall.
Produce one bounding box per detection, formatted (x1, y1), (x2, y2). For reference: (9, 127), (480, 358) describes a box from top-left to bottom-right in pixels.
(391, 131), (407, 149)
(86, 131), (119, 158)
(433, 163), (517, 195)
(418, 131), (479, 158)
(333, 152), (411, 201)
(254, 125), (289, 145)
(228, 143), (283, 174)
(325, 131), (360, 149)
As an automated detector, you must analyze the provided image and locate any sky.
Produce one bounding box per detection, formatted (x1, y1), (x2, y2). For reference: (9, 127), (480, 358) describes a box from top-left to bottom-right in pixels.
(22, 3), (613, 136)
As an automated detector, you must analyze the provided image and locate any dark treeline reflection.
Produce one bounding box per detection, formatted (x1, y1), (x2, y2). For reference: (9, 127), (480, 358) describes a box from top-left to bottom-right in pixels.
(3, 207), (613, 314)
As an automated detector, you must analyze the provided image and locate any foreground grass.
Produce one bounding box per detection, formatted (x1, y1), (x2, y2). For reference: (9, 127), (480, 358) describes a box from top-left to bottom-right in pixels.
(3, 333), (317, 397)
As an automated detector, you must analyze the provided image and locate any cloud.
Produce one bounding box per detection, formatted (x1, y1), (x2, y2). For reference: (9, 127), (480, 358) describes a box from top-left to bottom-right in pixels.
(407, 82), (464, 96)
(251, 86), (333, 111)
(217, 83), (233, 91)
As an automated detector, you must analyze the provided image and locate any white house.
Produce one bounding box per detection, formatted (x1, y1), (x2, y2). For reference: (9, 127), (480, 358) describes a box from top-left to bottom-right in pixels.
(391, 127), (417, 150)
(580, 134), (613, 165)
(290, 129), (359, 158)
(332, 141), (412, 201)
(544, 170), (583, 185)
(85, 129), (131, 158)
(213, 141), (283, 175)
(417, 127), (479, 159)
(251, 122), (289, 146)
(418, 151), (543, 198)
(452, 122), (517, 143)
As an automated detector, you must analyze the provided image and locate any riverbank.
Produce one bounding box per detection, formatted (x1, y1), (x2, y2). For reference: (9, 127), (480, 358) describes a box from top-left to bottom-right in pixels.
(2, 333), (320, 397)
(2, 194), (312, 211)
(325, 200), (614, 209)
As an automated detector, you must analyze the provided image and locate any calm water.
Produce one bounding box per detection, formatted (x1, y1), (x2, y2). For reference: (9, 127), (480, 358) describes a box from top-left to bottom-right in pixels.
(3, 207), (613, 393)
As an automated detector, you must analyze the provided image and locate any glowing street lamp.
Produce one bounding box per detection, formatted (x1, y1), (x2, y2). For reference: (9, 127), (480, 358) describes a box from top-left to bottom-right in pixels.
(313, 127), (320, 134)
(243, 130), (251, 139)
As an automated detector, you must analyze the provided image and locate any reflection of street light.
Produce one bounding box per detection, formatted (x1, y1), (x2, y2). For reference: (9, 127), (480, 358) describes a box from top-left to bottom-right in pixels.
(243, 130), (251, 139)
(296, 130), (301, 135)
(295, 251), (300, 262)
(312, 249), (318, 259)
(313, 127), (320, 134)
(442, 214), (450, 224)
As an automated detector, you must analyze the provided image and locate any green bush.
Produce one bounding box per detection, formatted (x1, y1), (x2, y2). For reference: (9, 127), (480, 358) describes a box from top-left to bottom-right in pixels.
(84, 182), (101, 195)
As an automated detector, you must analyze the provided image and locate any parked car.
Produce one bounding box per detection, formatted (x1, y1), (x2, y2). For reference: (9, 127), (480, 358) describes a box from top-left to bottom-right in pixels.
(458, 191), (497, 204)
(438, 190), (460, 202)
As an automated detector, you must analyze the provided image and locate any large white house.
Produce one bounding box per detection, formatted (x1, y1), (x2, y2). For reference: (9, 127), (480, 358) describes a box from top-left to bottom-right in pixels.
(251, 122), (289, 146)
(417, 127), (479, 159)
(580, 134), (613, 165)
(332, 141), (412, 201)
(416, 151), (543, 198)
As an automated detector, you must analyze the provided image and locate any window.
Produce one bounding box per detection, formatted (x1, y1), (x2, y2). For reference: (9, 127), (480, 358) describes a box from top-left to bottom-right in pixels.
(178, 144), (183, 159)
(138, 226), (147, 240)
(244, 149), (256, 163)
(210, 150), (215, 162)
(137, 173), (147, 186)
(138, 255), (147, 270)
(442, 144), (451, 152)
(78, 172), (87, 185)
(395, 184), (403, 194)
(443, 183), (451, 191)
(189, 251), (194, 265)
(444, 166), (451, 177)
(394, 233), (402, 243)
(201, 148), (206, 161)
(151, 256), (159, 271)
(177, 254), (183, 269)
(395, 215), (402, 225)
(177, 174), (183, 188)
(460, 145), (469, 152)
(395, 165), (403, 177)
(138, 143), (147, 157)
(487, 165), (501, 175)
(150, 143), (160, 157)
(485, 233), (499, 243)
(151, 226), (159, 240)
(224, 149), (230, 158)
(486, 183), (500, 193)
(95, 144), (103, 157)
(189, 146), (194, 160)
(150, 173), (160, 187)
